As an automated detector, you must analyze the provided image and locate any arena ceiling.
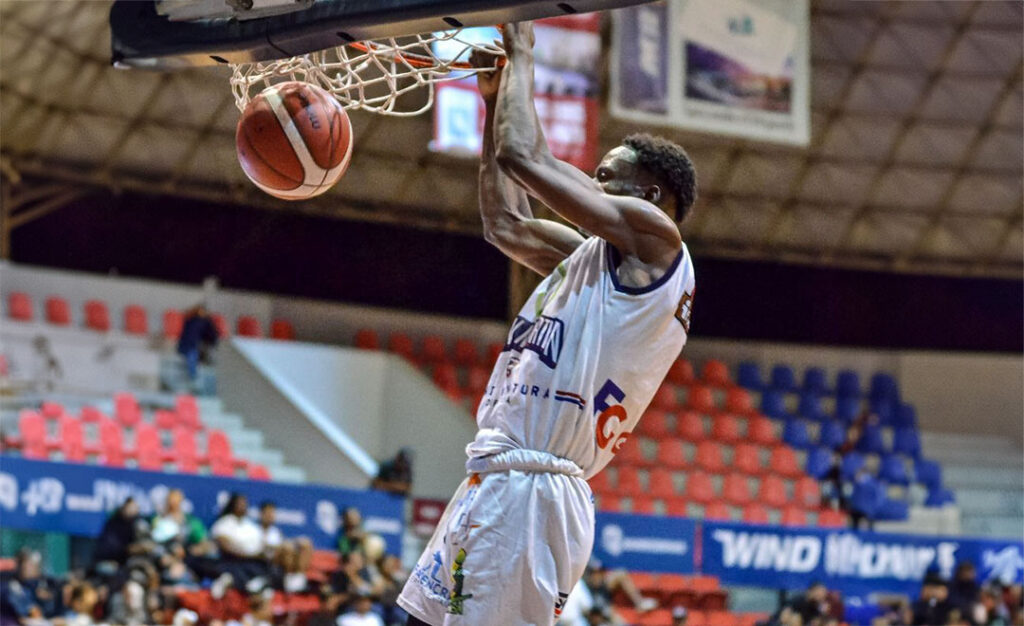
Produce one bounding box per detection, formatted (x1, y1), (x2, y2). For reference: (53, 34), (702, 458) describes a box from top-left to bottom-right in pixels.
(1, 0), (1021, 279)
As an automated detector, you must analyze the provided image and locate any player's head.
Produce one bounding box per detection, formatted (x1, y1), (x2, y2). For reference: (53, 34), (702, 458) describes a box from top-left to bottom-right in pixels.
(594, 133), (697, 223)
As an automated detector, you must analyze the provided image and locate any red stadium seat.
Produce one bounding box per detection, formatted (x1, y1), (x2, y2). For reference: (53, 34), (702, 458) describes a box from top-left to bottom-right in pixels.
(656, 440), (689, 470)
(8, 292), (33, 321)
(113, 392), (141, 428)
(685, 471), (715, 505)
(758, 475), (788, 509)
(123, 305), (148, 335)
(466, 365), (489, 393)
(666, 497), (689, 517)
(666, 358), (695, 386)
(657, 574), (692, 606)
(236, 316), (263, 337)
(631, 496), (656, 515)
(98, 419), (127, 467)
(686, 385), (715, 413)
(614, 466), (643, 495)
(615, 437), (649, 467)
(432, 363), (459, 392)
(733, 443), (763, 476)
(648, 468), (677, 499)
(40, 401), (65, 421)
(15, 411), (49, 459)
(453, 339), (479, 366)
(747, 416), (778, 446)
(354, 328), (380, 350)
(677, 410), (706, 442)
(134, 424), (164, 471)
(706, 611), (736, 626)
(45, 297), (71, 326)
(387, 332), (414, 360)
(695, 441), (726, 473)
(639, 609), (673, 625)
(817, 508), (847, 528)
(270, 319), (295, 340)
(154, 409), (178, 431)
(485, 343), (503, 365)
(84, 300), (110, 332)
(722, 472), (752, 506)
(769, 446), (802, 479)
(637, 409), (673, 439)
(710, 414), (742, 443)
(597, 494), (623, 512)
(420, 335), (447, 363)
(79, 406), (106, 423)
(248, 464), (271, 480)
(794, 477), (822, 509)
(781, 506), (808, 527)
(206, 430), (237, 476)
(704, 502), (731, 520)
(588, 471), (614, 495)
(725, 388), (755, 415)
(163, 309), (184, 339)
(743, 503), (769, 524)
(702, 360), (731, 387)
(651, 384), (678, 412)
(175, 395), (201, 430)
(210, 314), (230, 338)
(171, 429), (200, 473)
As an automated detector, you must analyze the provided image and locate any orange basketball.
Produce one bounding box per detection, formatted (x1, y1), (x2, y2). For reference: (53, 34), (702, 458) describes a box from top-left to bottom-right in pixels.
(236, 82), (353, 200)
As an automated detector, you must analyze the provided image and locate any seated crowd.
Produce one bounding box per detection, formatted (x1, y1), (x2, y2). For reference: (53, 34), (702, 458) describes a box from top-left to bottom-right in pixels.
(0, 492), (408, 626)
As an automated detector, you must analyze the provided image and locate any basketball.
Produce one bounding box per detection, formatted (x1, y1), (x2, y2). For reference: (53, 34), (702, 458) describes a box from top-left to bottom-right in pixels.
(235, 81), (353, 200)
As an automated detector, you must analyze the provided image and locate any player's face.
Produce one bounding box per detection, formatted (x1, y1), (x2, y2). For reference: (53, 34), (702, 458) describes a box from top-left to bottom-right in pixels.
(593, 146), (645, 197)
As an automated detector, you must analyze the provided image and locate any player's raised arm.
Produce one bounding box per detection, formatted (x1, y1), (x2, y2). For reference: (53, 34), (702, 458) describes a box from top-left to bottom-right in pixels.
(472, 50), (585, 276)
(494, 23), (686, 270)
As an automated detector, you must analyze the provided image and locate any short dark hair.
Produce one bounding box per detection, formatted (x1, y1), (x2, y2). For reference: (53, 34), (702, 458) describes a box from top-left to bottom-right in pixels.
(260, 501), (276, 511)
(622, 133), (697, 222)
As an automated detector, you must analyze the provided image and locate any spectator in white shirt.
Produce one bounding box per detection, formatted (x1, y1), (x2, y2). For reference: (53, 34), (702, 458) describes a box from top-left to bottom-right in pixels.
(258, 501), (313, 593)
(209, 493), (272, 595)
(336, 592), (384, 626)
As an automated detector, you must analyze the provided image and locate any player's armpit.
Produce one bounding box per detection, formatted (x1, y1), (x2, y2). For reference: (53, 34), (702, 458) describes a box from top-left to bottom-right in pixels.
(495, 150), (681, 268)
(484, 216), (584, 276)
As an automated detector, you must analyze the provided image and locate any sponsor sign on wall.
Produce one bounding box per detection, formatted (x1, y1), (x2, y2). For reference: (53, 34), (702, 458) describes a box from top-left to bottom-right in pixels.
(593, 512), (696, 573)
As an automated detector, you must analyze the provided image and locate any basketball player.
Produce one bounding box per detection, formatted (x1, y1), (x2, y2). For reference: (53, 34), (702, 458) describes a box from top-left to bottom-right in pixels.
(398, 22), (697, 626)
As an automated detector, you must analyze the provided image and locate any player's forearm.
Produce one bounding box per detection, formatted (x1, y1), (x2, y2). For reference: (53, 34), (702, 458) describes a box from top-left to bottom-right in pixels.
(495, 48), (547, 166)
(480, 101), (533, 234)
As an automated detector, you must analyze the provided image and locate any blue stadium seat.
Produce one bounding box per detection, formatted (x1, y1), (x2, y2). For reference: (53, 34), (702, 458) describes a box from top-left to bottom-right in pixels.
(783, 418), (813, 450)
(894, 403), (918, 429)
(870, 396), (896, 425)
(879, 454), (910, 486)
(892, 427), (921, 458)
(770, 365), (798, 392)
(835, 395), (861, 423)
(819, 420), (847, 450)
(805, 447), (834, 479)
(857, 423), (886, 455)
(798, 391), (825, 421)
(836, 369), (861, 397)
(870, 372), (899, 403)
(876, 496), (910, 521)
(850, 475), (882, 519)
(802, 367), (829, 394)
(760, 389), (788, 419)
(914, 458), (943, 489)
(925, 487), (956, 507)
(841, 452), (865, 481)
(737, 361), (763, 390)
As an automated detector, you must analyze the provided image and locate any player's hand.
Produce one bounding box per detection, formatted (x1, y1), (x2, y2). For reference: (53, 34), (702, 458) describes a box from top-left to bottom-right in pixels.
(501, 21), (535, 58)
(470, 49), (503, 103)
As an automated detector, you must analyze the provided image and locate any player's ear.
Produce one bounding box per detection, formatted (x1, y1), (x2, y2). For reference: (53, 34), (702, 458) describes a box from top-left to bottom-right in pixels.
(643, 184), (662, 204)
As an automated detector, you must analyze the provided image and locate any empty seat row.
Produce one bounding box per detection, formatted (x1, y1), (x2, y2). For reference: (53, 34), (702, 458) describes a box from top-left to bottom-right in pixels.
(6, 293), (294, 340)
(635, 410), (777, 445)
(615, 438), (803, 478)
(595, 493), (847, 527)
(738, 362), (901, 403)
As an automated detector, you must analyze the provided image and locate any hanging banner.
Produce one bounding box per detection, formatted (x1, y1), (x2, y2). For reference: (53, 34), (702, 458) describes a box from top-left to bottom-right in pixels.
(0, 457), (404, 554)
(612, 0), (811, 145)
(432, 15), (602, 170)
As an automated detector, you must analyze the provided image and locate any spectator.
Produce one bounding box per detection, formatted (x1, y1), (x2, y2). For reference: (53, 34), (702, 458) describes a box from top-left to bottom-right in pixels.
(258, 500), (312, 593)
(225, 593), (275, 626)
(210, 493), (272, 596)
(92, 498), (152, 575)
(913, 570), (953, 625)
(949, 562), (980, 620)
(671, 606), (689, 625)
(0, 548), (64, 621)
(976, 584), (1011, 626)
(376, 554), (408, 626)
(787, 581), (831, 625)
(65, 582), (100, 626)
(329, 551), (375, 601)
(106, 569), (159, 626)
(371, 449), (413, 497)
(337, 508), (367, 557)
(558, 559), (656, 625)
(177, 304), (219, 382)
(151, 488), (213, 583)
(585, 606), (612, 626)
(337, 590), (384, 626)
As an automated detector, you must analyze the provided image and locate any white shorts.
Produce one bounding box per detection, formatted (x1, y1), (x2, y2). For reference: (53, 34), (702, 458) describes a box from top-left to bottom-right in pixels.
(397, 449), (595, 626)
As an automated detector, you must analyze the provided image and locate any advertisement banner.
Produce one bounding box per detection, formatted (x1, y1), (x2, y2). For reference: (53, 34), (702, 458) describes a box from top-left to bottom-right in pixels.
(0, 457), (405, 554)
(593, 512), (696, 574)
(432, 15), (602, 170)
(702, 521), (1024, 597)
(612, 0), (811, 145)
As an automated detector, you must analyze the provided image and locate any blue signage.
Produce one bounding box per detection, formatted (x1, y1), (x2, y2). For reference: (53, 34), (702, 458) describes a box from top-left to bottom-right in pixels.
(701, 521), (1024, 597)
(593, 512), (696, 574)
(0, 457), (404, 554)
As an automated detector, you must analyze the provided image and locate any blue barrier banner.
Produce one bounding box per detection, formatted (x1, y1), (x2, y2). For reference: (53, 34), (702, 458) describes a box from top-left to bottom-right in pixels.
(0, 457), (405, 554)
(592, 513), (695, 574)
(702, 521), (1024, 597)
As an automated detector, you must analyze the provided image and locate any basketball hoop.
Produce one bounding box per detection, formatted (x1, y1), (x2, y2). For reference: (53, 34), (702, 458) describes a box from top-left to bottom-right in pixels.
(229, 30), (505, 116)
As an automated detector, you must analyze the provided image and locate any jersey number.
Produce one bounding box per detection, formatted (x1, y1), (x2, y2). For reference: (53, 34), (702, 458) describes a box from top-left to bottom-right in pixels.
(594, 380), (630, 453)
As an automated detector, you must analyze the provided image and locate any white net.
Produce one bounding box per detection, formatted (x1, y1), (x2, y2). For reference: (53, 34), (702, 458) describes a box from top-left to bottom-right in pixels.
(229, 29), (505, 116)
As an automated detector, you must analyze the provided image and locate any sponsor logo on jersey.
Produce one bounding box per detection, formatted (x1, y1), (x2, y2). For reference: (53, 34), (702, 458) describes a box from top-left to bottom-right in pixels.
(554, 591), (569, 617)
(411, 551), (450, 607)
(675, 290), (694, 333)
(503, 315), (566, 368)
(448, 548), (474, 615)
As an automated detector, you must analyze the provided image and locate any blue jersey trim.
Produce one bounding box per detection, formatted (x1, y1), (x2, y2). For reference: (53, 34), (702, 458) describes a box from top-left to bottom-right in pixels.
(604, 240), (684, 295)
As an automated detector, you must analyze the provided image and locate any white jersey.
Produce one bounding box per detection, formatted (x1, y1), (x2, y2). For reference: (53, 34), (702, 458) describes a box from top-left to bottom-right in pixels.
(469, 235), (695, 479)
